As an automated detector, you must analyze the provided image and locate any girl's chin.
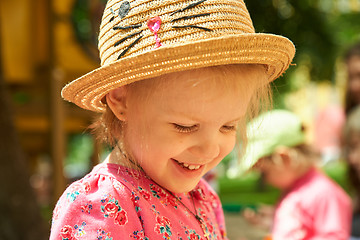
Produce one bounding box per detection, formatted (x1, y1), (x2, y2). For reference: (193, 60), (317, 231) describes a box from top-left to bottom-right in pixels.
(166, 183), (199, 194)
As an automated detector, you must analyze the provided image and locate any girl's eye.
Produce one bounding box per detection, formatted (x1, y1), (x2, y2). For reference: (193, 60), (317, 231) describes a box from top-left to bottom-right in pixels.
(221, 125), (237, 132)
(173, 124), (198, 133)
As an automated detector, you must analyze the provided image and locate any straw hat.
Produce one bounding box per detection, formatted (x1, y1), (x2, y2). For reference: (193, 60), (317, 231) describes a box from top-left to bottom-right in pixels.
(62, 0), (295, 112)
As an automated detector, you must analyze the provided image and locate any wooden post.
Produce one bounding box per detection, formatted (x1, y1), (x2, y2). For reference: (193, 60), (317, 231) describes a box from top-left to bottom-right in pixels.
(51, 68), (66, 202)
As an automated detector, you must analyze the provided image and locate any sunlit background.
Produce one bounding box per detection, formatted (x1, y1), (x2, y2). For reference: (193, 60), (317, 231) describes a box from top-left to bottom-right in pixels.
(1, 0), (359, 239)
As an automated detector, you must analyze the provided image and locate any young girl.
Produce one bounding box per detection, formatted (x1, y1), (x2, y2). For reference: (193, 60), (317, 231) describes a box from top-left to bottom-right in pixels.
(50, 0), (295, 239)
(243, 110), (352, 240)
(343, 106), (360, 240)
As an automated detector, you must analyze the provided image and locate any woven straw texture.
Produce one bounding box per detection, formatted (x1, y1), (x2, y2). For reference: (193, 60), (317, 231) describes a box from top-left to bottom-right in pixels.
(62, 0), (295, 112)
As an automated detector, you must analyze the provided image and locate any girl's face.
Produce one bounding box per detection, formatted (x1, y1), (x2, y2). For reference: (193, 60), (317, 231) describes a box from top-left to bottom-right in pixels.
(123, 66), (260, 193)
(346, 133), (360, 177)
(253, 155), (295, 190)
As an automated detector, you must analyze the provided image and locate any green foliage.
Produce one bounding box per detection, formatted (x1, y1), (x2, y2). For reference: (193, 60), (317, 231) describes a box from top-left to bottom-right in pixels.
(331, 12), (360, 54)
(246, 0), (336, 83)
(243, 0), (360, 108)
(322, 160), (350, 192)
(71, 0), (107, 61)
(219, 172), (280, 212)
(64, 134), (94, 179)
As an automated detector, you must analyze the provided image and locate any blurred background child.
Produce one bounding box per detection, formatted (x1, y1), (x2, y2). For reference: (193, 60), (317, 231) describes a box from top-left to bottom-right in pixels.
(243, 110), (352, 240)
(343, 106), (360, 240)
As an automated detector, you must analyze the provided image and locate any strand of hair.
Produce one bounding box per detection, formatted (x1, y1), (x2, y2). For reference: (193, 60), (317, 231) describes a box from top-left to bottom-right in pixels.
(172, 25), (212, 32)
(171, 13), (210, 22)
(170, 0), (208, 16)
(117, 35), (143, 60)
(114, 30), (143, 47)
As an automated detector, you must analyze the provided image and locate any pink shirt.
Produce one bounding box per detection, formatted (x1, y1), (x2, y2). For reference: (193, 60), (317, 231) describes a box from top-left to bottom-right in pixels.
(50, 163), (228, 240)
(272, 167), (352, 240)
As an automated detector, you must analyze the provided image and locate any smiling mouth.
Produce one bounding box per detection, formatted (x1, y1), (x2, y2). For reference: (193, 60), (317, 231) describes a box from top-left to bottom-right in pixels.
(173, 159), (201, 170)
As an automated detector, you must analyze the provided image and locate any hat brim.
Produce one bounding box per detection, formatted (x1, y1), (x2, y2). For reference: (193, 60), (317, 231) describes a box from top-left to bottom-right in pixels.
(240, 109), (306, 172)
(62, 33), (295, 112)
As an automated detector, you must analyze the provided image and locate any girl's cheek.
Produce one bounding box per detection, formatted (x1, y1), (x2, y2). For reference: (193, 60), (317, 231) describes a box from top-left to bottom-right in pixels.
(226, 138), (237, 154)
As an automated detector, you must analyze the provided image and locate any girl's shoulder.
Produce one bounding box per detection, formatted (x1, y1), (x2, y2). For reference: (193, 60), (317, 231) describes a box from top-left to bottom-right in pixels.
(50, 163), (152, 239)
(59, 163), (150, 201)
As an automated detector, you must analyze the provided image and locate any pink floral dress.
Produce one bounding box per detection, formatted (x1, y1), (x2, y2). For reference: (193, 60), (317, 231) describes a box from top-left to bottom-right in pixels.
(50, 163), (228, 240)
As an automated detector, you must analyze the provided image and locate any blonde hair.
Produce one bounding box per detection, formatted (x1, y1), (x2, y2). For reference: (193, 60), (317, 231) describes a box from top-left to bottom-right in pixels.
(92, 64), (272, 155)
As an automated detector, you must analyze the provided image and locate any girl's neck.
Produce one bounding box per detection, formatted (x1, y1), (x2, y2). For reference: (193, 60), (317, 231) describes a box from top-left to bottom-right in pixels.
(106, 145), (145, 173)
(106, 147), (130, 166)
(285, 165), (314, 190)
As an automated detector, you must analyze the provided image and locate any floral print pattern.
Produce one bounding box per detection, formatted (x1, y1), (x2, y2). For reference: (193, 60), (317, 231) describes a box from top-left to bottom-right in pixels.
(100, 196), (128, 225)
(80, 201), (92, 214)
(154, 215), (172, 239)
(50, 163), (228, 239)
(130, 229), (149, 240)
(96, 228), (113, 240)
(60, 222), (86, 240)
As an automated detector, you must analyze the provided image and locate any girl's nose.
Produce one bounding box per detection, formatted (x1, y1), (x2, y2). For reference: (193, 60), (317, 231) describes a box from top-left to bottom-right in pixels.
(189, 138), (220, 160)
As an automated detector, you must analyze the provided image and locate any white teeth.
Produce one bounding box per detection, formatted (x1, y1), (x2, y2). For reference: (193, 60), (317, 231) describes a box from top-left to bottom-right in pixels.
(176, 160), (201, 170)
(186, 164), (200, 170)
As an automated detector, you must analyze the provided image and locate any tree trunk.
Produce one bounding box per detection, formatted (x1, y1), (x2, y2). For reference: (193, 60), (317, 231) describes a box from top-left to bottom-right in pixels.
(0, 39), (48, 240)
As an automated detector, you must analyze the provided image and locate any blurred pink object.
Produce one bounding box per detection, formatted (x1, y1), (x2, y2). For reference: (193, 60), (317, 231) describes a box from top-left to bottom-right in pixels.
(314, 105), (345, 162)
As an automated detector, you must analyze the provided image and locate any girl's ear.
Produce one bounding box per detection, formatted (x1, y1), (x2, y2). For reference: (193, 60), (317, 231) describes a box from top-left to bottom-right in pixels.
(279, 151), (292, 166)
(273, 147), (292, 167)
(106, 87), (128, 121)
(277, 148), (292, 167)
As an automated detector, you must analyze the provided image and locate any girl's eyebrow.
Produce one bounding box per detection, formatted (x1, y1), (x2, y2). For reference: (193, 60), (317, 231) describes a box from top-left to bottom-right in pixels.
(166, 111), (243, 125)
(165, 111), (199, 123)
(226, 117), (242, 124)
